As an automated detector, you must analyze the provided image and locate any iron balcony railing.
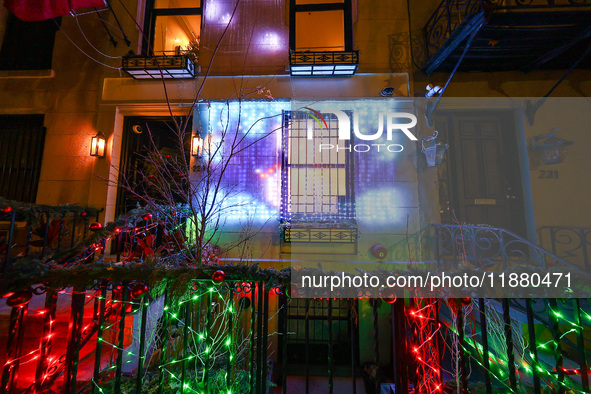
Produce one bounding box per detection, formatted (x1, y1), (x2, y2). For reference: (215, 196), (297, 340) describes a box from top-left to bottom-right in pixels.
(289, 50), (359, 76)
(122, 54), (197, 79)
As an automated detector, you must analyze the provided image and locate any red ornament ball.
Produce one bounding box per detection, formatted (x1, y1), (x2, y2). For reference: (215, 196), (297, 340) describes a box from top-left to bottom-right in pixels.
(238, 296), (251, 310)
(81, 211), (88, 217)
(131, 284), (149, 299)
(142, 213), (153, 221)
(212, 270), (226, 284)
(6, 289), (33, 308)
(1, 206), (13, 214)
(89, 222), (103, 232)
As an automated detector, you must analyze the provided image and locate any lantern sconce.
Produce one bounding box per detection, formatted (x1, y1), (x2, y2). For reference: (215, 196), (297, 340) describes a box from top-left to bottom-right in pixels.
(90, 132), (106, 158)
(421, 130), (449, 167)
(191, 134), (206, 172)
(191, 134), (204, 157)
(531, 128), (573, 165)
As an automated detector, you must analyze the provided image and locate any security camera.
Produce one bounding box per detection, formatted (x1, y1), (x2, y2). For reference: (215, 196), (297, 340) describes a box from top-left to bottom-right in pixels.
(425, 84), (442, 97)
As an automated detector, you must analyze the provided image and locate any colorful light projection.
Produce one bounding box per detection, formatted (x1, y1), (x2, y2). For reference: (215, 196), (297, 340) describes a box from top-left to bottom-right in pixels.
(202, 101), (289, 223)
(208, 101), (287, 136)
(201, 100), (418, 225)
(204, 1), (233, 25)
(258, 31), (283, 51)
(356, 188), (411, 225)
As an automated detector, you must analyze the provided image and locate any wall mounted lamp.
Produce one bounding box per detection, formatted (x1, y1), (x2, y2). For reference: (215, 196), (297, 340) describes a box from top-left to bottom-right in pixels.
(90, 132), (106, 158)
(192, 134), (204, 157)
(421, 130), (448, 167)
(532, 128), (573, 165)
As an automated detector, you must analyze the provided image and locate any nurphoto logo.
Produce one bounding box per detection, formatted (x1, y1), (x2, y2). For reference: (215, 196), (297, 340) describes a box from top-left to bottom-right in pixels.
(301, 108), (418, 153)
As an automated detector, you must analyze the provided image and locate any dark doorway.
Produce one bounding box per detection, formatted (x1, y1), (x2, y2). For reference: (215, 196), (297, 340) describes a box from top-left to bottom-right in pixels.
(281, 298), (359, 377)
(116, 116), (190, 216)
(435, 111), (526, 237)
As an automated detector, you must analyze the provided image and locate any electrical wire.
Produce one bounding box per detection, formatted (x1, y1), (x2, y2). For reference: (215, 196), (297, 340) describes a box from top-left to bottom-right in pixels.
(53, 19), (121, 70)
(74, 13), (122, 59)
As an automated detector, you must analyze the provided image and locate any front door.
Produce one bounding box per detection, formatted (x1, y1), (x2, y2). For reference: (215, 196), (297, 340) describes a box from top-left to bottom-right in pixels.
(435, 111), (526, 236)
(116, 116), (190, 216)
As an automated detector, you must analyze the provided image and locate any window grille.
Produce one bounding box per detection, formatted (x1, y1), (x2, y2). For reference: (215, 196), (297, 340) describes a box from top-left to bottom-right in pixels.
(280, 110), (355, 224)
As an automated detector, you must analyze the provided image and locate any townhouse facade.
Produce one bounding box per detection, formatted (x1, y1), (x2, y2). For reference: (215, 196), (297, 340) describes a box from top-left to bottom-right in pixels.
(1, 0), (591, 391)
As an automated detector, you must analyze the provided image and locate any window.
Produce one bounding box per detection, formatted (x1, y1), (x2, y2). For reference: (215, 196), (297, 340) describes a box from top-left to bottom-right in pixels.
(281, 111), (355, 225)
(144, 0), (202, 55)
(0, 13), (60, 70)
(0, 115), (46, 202)
(289, 0), (353, 52)
(283, 298), (356, 373)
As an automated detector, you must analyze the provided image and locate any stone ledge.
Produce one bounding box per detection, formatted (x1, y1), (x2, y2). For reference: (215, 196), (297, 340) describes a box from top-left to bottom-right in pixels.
(0, 69), (55, 79)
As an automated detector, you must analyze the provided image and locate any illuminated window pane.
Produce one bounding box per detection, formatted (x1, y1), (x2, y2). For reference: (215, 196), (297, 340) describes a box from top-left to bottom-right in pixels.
(153, 15), (201, 54)
(296, 11), (344, 51)
(155, 0), (200, 8)
(283, 111), (354, 221)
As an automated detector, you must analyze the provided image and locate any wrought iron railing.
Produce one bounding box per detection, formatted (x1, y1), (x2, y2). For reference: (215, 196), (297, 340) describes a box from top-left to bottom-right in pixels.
(538, 226), (591, 271)
(3, 284), (591, 392)
(0, 201), (195, 270)
(0, 202), (101, 271)
(289, 50), (359, 76)
(424, 0), (591, 60)
(282, 226), (357, 244)
(290, 50), (359, 66)
(122, 54), (197, 79)
(424, 0), (485, 59)
(0, 279), (285, 393)
(3, 202), (591, 393)
(432, 223), (583, 270)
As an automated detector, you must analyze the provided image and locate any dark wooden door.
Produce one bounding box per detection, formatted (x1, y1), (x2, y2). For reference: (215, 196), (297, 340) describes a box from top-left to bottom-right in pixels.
(436, 112), (526, 236)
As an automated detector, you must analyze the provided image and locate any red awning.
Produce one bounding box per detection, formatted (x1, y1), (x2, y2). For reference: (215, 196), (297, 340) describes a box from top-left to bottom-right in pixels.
(4, 0), (106, 22)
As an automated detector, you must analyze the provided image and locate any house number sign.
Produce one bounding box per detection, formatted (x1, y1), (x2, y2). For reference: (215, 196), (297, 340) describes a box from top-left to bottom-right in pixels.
(538, 170), (559, 179)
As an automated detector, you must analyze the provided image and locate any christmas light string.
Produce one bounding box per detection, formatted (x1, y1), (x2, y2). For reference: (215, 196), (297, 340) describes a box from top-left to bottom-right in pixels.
(407, 298), (443, 392)
(78, 281), (270, 392)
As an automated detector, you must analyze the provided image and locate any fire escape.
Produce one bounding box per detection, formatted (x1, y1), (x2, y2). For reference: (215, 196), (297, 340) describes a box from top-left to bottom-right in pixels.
(423, 0), (591, 75)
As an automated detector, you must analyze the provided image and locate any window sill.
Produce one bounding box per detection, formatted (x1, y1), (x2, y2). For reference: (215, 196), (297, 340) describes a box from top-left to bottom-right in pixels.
(0, 69), (55, 79)
(282, 225), (357, 244)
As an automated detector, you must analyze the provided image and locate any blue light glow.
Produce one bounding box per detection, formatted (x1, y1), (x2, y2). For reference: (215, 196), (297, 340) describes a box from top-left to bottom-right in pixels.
(198, 101), (289, 222)
(356, 188), (407, 224)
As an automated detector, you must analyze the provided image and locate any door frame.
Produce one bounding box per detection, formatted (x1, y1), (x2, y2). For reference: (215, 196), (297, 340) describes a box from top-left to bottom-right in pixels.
(116, 115), (191, 217)
(104, 105), (194, 227)
(433, 105), (536, 243)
